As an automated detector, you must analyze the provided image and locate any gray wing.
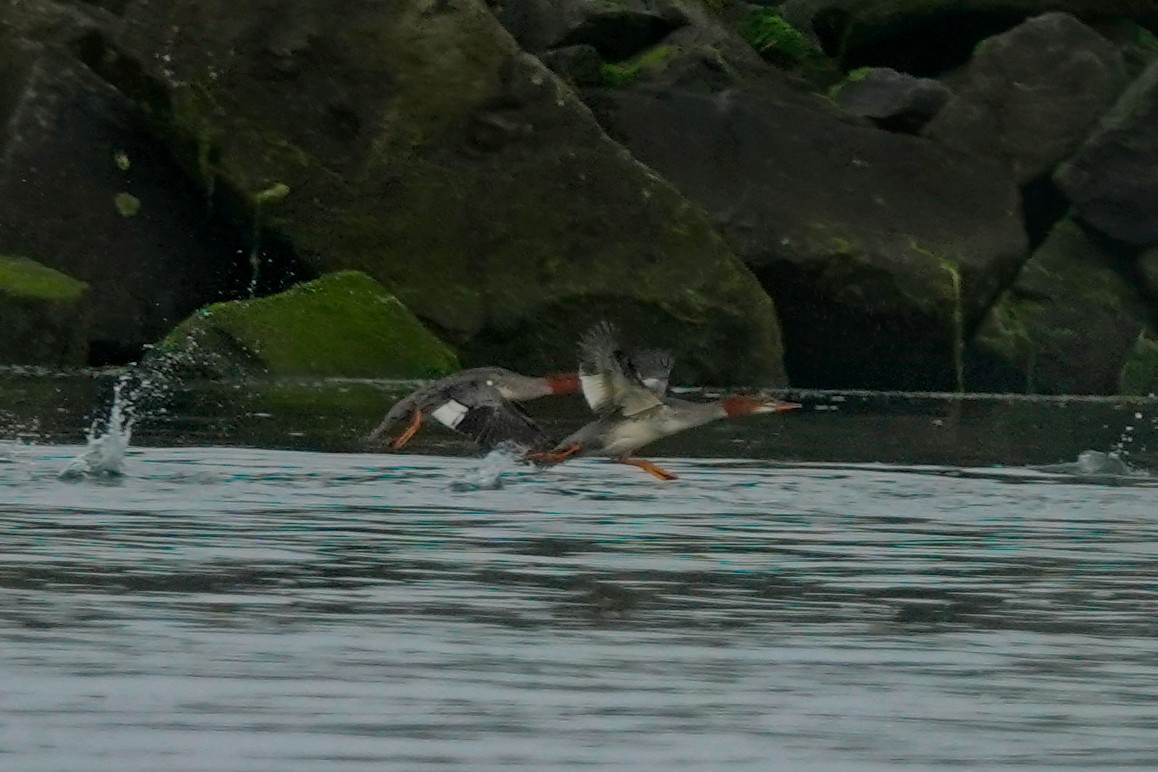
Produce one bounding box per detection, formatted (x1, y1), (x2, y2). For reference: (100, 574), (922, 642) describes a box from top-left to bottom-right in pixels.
(367, 368), (521, 442)
(578, 322), (664, 416)
(627, 348), (674, 397)
(428, 382), (551, 451)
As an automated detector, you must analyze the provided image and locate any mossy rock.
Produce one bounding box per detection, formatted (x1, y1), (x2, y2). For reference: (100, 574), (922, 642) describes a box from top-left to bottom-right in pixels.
(103, 0), (786, 385)
(1119, 329), (1158, 396)
(970, 220), (1151, 394)
(158, 271), (460, 378)
(738, 7), (840, 86)
(0, 255), (89, 367)
(600, 43), (679, 86)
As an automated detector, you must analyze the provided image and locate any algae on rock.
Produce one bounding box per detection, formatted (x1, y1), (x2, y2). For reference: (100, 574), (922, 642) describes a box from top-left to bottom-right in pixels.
(0, 255), (89, 366)
(159, 271), (460, 379)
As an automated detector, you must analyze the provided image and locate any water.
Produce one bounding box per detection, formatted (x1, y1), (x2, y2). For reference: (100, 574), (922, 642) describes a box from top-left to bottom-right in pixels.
(1, 372), (1157, 769)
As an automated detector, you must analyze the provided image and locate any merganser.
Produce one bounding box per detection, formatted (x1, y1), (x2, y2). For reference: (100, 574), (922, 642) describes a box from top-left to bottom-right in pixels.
(531, 322), (801, 480)
(368, 367), (580, 450)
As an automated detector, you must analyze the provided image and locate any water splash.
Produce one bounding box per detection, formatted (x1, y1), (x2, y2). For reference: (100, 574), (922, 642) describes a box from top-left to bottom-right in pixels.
(60, 377), (133, 478)
(448, 443), (532, 492)
(59, 348), (184, 479)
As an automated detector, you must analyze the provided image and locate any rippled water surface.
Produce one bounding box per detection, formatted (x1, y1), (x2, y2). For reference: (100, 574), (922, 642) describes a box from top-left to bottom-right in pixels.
(2, 438), (1156, 770)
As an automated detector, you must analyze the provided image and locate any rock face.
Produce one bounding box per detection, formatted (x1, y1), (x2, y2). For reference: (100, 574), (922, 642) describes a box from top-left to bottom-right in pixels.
(830, 67), (951, 133)
(0, 39), (248, 365)
(923, 13), (1128, 184)
(92, 0), (787, 385)
(160, 271), (460, 378)
(1054, 59), (1158, 244)
(587, 83), (1028, 390)
(0, 255), (89, 367)
(969, 220), (1151, 395)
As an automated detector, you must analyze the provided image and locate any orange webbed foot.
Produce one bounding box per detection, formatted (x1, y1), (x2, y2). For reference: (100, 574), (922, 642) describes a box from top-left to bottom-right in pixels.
(388, 410), (423, 450)
(620, 456), (678, 480)
(527, 442), (582, 466)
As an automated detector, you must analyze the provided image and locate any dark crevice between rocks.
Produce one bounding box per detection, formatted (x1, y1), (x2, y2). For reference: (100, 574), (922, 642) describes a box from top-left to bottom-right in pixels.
(1021, 174), (1071, 252)
(758, 267), (959, 391)
(814, 9), (1024, 77)
(71, 30), (315, 365)
(560, 14), (683, 61)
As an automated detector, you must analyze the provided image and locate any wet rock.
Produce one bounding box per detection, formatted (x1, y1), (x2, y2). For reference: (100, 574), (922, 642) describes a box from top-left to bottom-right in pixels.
(587, 83), (1027, 390)
(1054, 59), (1158, 244)
(100, 0), (786, 385)
(923, 13), (1128, 184)
(497, 0), (688, 60)
(0, 49), (245, 365)
(830, 66), (951, 133)
(1119, 331), (1158, 396)
(970, 219), (1151, 395)
(158, 271), (460, 379)
(0, 255), (89, 366)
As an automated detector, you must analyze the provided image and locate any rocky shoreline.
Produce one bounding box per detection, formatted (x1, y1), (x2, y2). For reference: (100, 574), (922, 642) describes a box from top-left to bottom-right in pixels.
(1, 0), (1156, 394)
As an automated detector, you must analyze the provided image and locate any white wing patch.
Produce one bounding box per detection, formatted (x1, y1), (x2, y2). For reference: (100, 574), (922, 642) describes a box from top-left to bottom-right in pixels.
(430, 399), (469, 429)
(580, 373), (610, 412)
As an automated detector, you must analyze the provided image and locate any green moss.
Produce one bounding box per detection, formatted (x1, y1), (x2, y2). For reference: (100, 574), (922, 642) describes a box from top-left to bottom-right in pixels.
(739, 9), (815, 64)
(253, 182), (291, 206)
(114, 192), (141, 217)
(738, 8), (840, 87)
(1119, 330), (1158, 396)
(161, 271), (460, 378)
(600, 44), (676, 87)
(1138, 26), (1158, 52)
(0, 255), (88, 302)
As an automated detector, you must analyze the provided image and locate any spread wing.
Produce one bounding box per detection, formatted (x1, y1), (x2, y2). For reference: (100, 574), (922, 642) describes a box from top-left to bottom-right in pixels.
(627, 348), (673, 397)
(578, 321), (664, 417)
(427, 382), (550, 451)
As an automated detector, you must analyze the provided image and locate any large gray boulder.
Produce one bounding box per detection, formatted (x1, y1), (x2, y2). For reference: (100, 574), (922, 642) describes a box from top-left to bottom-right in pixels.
(586, 82), (1028, 390)
(1054, 59), (1158, 244)
(924, 13), (1128, 184)
(970, 219), (1152, 394)
(95, 0), (787, 384)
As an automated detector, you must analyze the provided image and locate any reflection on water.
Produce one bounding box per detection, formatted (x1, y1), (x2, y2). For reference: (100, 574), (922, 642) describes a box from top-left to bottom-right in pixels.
(2, 447), (1156, 770)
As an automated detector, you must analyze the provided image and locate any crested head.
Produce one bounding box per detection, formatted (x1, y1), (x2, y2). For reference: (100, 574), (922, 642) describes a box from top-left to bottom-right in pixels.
(545, 372), (581, 395)
(721, 394), (802, 418)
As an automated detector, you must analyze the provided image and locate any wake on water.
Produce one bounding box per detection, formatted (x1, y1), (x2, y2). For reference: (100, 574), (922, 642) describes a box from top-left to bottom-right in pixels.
(447, 442), (541, 492)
